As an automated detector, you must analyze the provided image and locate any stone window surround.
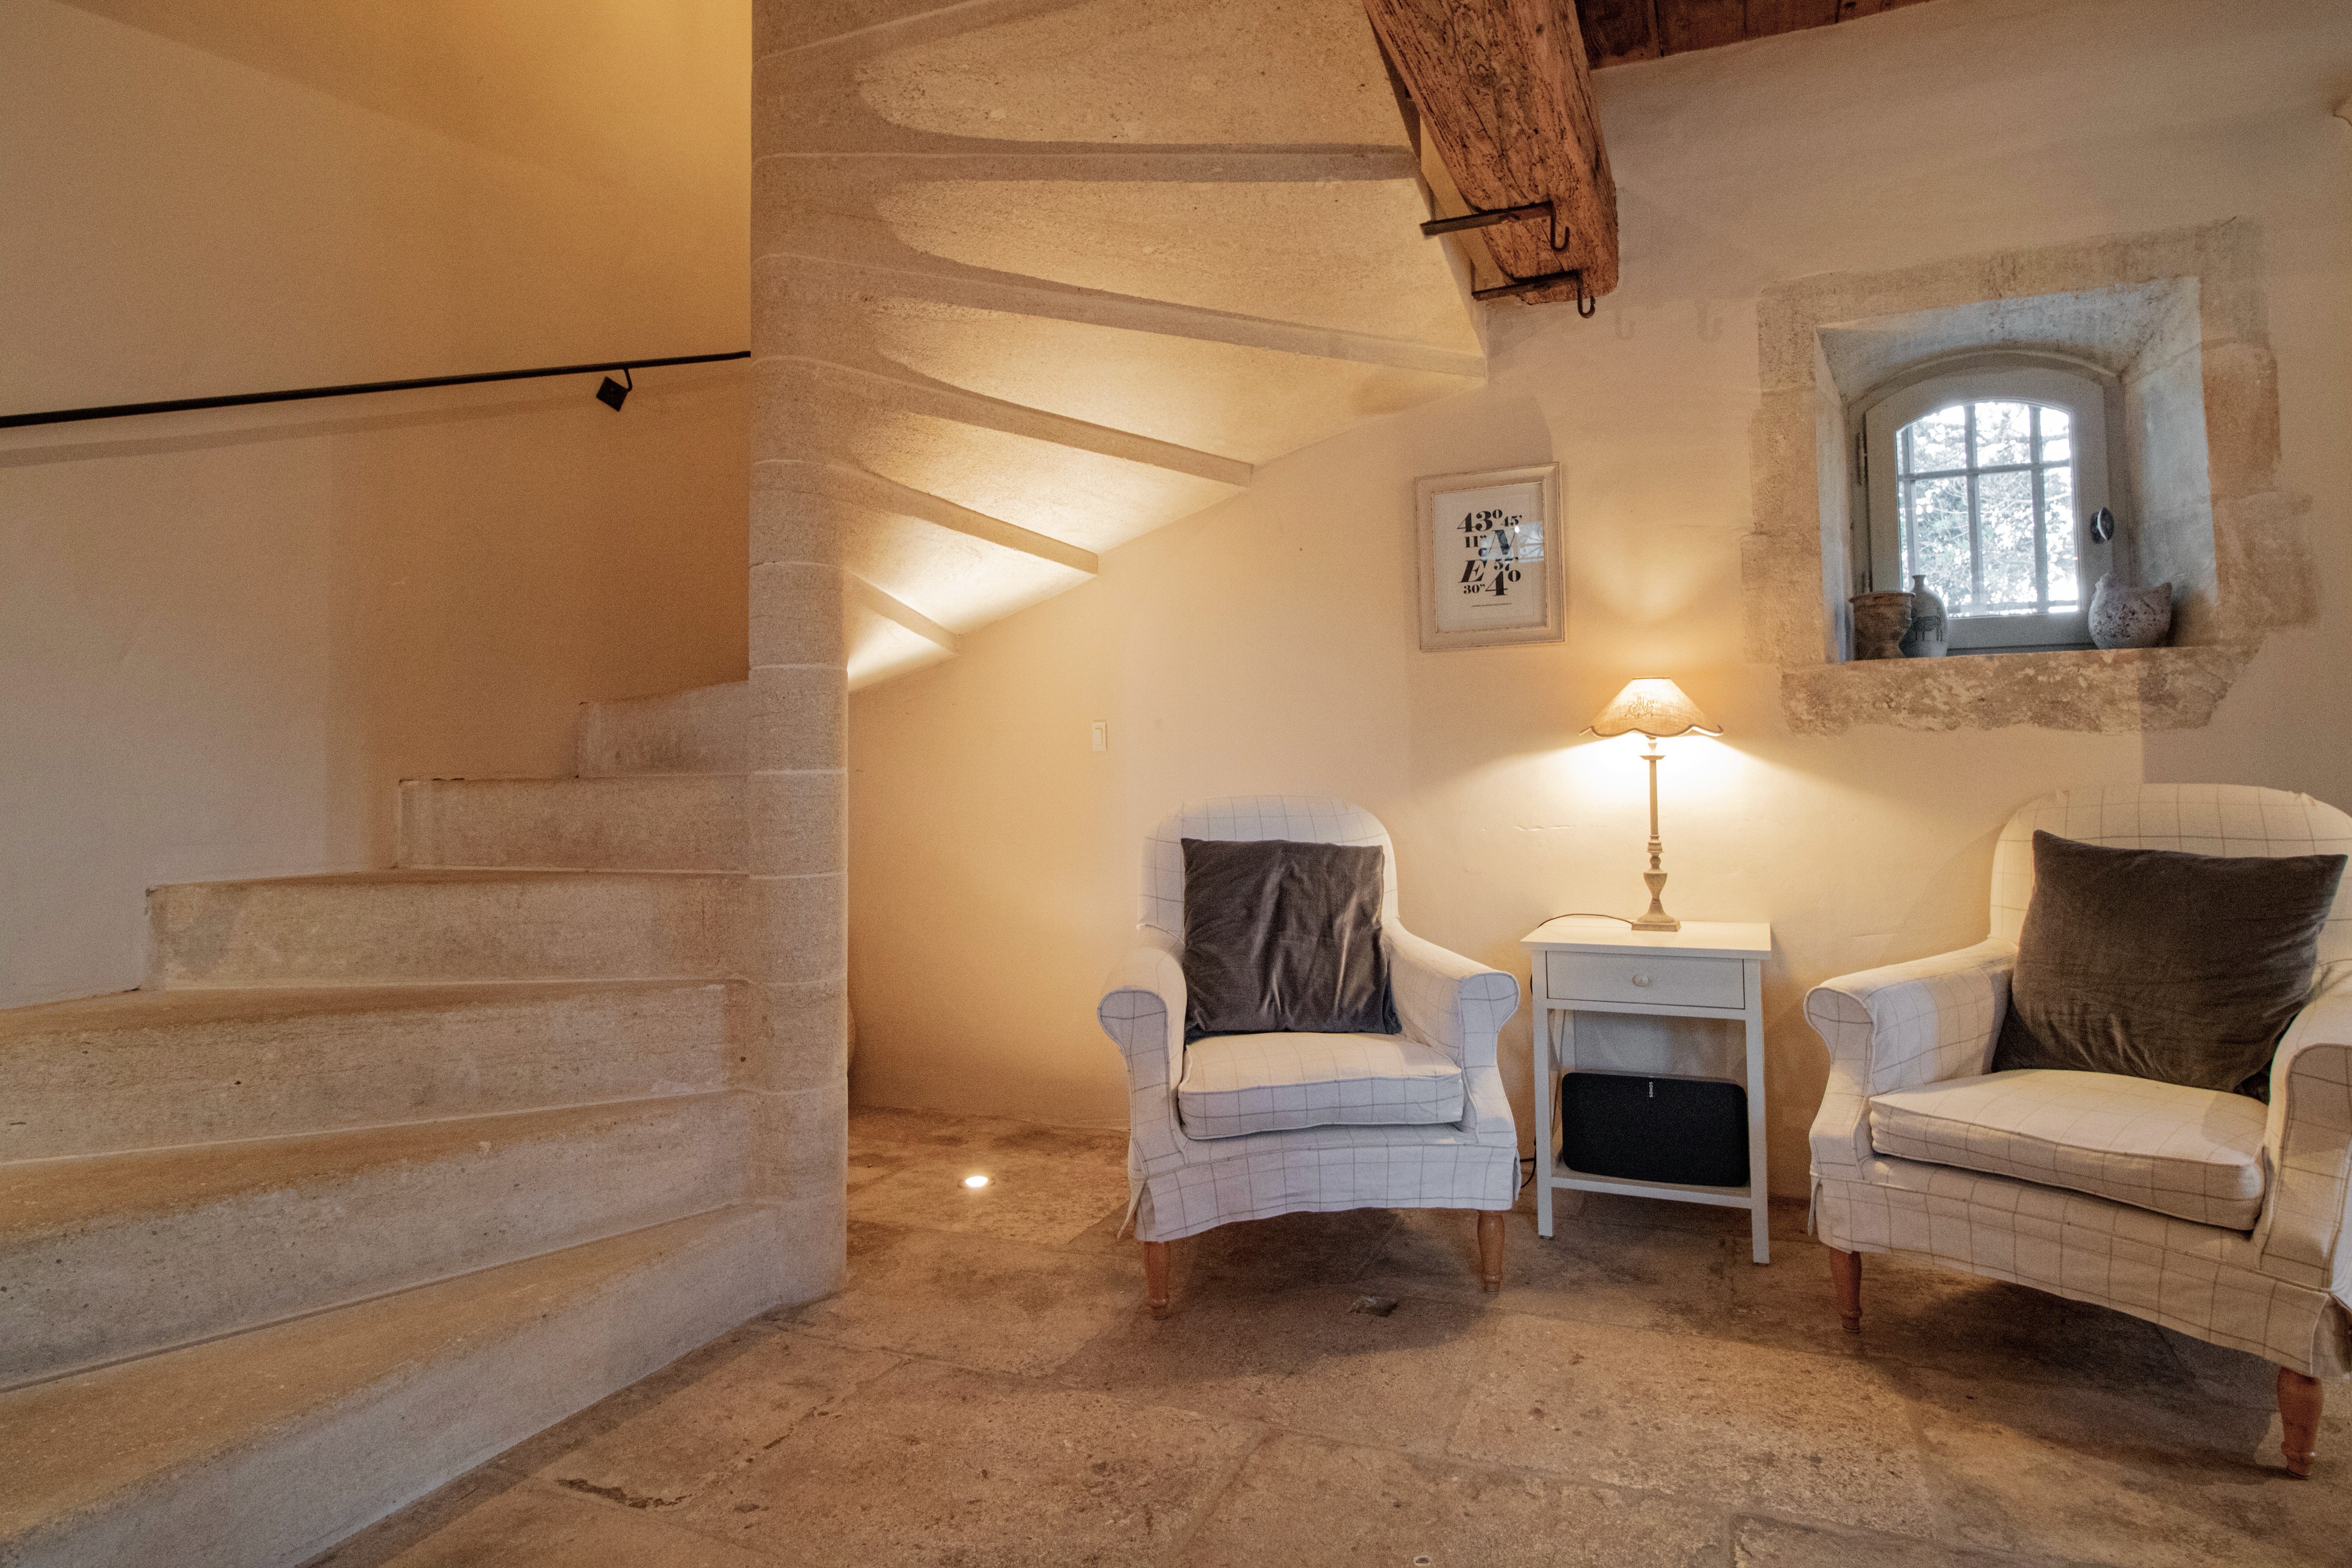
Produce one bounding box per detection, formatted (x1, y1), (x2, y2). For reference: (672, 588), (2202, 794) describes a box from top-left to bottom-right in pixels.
(1745, 220), (2313, 735)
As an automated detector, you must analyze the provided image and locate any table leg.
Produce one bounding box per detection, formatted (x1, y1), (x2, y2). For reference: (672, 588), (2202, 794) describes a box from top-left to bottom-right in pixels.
(1533, 1002), (1554, 1238)
(1745, 967), (1769, 1264)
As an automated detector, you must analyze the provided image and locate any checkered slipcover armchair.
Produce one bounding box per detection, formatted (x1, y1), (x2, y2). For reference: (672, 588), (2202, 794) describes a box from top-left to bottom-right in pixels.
(1097, 797), (1520, 1309)
(1807, 784), (2352, 1474)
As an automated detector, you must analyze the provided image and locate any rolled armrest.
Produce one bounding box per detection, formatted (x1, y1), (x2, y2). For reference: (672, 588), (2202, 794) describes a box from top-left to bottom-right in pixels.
(2257, 973), (2352, 1290)
(1805, 939), (2013, 1181)
(1386, 926), (1520, 1069)
(1097, 946), (1187, 1169)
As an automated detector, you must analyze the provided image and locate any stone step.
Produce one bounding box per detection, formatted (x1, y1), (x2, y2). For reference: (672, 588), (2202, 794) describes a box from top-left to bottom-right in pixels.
(0, 1205), (792, 1568)
(575, 681), (747, 777)
(0, 1094), (747, 1387)
(147, 870), (742, 988)
(397, 775), (746, 871)
(0, 980), (739, 1162)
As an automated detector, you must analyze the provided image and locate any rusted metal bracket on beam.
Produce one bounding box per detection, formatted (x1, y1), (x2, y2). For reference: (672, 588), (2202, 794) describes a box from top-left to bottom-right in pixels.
(1472, 268), (1597, 318)
(1422, 197), (1573, 257)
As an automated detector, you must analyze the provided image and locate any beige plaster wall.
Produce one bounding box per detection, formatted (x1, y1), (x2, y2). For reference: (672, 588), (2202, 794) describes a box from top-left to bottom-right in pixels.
(846, 0), (2352, 1193)
(0, 0), (752, 1007)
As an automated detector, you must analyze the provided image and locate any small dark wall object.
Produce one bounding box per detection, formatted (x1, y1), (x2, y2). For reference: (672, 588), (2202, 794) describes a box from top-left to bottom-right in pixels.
(2090, 506), (2116, 543)
(1560, 1071), (1749, 1187)
(596, 366), (633, 411)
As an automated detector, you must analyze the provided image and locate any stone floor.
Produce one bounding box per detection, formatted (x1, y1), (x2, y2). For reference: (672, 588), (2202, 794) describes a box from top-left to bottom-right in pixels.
(312, 1109), (2349, 1567)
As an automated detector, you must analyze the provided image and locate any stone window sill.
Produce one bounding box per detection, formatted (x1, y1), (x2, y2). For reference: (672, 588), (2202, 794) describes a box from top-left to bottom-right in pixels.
(1781, 644), (2247, 735)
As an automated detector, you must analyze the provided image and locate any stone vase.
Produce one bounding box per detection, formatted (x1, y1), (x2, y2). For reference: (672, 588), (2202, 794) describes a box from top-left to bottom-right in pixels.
(1849, 591), (1913, 661)
(2089, 573), (2172, 650)
(1899, 574), (1948, 658)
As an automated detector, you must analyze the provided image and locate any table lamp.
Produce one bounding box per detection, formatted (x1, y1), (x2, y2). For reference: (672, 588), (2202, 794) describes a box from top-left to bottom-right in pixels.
(1583, 679), (1720, 932)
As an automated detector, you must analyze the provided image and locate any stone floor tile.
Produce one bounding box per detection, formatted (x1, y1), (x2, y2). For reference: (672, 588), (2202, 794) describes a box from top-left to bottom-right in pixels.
(1719, 1242), (2191, 1399)
(670, 1358), (1257, 1566)
(847, 1111), (1130, 1246)
(1450, 1312), (1938, 1537)
(307, 1471), (775, 1568)
(776, 1220), (1140, 1376)
(1156, 1206), (1405, 1292)
(1730, 1514), (2062, 1568)
(1901, 1361), (2352, 1567)
(1169, 1430), (1729, 1568)
(1363, 1206), (1736, 1336)
(2149, 1324), (2352, 1430)
(507, 1326), (899, 1508)
(1055, 1282), (1497, 1457)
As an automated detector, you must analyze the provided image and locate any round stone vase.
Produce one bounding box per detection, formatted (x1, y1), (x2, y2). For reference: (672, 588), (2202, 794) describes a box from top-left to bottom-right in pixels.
(1899, 574), (1948, 658)
(2089, 573), (2172, 650)
(1849, 591), (1913, 661)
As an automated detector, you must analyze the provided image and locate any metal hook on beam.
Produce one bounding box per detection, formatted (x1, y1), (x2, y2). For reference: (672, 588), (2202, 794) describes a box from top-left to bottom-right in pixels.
(1473, 268), (1591, 309)
(1419, 198), (1571, 252)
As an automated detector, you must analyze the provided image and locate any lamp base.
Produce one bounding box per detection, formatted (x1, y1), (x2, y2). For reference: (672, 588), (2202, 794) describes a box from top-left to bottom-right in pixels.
(1631, 870), (1681, 932)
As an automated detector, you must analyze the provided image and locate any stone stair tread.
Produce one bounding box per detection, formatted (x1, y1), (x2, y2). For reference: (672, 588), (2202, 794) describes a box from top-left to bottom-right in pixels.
(0, 1207), (785, 1568)
(147, 869), (743, 988)
(1, 980), (738, 1166)
(0, 1095), (730, 1235)
(397, 775), (745, 873)
(160, 866), (735, 888)
(0, 977), (725, 1041)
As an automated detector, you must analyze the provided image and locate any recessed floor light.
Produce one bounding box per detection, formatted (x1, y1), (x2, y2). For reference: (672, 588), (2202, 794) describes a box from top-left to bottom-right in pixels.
(962, 1174), (990, 1189)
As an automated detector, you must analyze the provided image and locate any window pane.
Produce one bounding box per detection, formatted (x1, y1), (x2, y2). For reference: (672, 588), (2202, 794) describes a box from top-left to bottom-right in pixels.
(1977, 469), (2038, 611)
(1904, 406), (1967, 473)
(2039, 406), (2071, 465)
(2044, 462), (2079, 607)
(1905, 475), (1970, 609)
(1974, 401), (2033, 467)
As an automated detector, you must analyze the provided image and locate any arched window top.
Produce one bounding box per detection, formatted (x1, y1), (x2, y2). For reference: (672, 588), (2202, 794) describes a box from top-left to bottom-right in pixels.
(1858, 360), (2113, 652)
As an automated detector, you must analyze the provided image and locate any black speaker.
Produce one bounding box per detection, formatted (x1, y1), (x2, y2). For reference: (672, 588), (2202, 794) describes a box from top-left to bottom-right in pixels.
(1560, 1070), (1749, 1188)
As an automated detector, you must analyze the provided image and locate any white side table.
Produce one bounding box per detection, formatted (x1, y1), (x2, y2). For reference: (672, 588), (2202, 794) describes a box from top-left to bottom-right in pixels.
(1519, 917), (1774, 1263)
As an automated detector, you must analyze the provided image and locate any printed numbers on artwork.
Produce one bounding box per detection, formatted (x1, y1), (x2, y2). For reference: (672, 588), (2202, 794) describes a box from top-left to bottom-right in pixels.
(1455, 508), (1530, 597)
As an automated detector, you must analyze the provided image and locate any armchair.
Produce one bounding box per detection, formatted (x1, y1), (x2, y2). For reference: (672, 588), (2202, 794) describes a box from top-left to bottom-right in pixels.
(1808, 784), (2352, 1476)
(1097, 797), (1520, 1316)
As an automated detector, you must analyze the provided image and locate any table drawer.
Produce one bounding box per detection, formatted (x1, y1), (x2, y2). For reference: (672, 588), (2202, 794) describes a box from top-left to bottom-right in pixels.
(1544, 951), (1745, 1009)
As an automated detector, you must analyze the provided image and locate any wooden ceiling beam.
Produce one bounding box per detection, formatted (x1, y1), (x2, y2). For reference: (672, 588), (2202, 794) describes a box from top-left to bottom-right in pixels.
(1363, 0), (1619, 307)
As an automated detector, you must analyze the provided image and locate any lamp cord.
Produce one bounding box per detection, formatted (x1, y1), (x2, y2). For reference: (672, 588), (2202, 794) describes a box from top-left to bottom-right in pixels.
(1541, 912), (1635, 925)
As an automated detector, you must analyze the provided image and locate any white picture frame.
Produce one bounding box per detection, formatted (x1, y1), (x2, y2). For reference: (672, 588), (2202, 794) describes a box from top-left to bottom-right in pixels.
(1414, 463), (1564, 651)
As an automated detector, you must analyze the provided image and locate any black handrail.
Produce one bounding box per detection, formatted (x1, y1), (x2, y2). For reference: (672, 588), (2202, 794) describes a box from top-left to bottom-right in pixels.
(0, 350), (751, 431)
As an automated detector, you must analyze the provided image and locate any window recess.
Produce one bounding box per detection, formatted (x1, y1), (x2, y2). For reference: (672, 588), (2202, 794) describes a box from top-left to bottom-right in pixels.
(1855, 360), (2115, 653)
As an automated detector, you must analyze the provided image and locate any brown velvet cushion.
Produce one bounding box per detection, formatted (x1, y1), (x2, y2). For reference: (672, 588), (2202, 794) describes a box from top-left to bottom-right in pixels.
(1990, 830), (2346, 1096)
(1179, 838), (1398, 1042)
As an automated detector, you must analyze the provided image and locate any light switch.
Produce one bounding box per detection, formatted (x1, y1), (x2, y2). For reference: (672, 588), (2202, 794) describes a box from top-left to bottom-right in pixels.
(1090, 721), (1109, 752)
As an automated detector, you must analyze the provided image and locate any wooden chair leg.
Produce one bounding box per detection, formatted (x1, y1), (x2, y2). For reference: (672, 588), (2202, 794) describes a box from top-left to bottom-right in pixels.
(1477, 1211), (1505, 1293)
(1828, 1247), (1862, 1333)
(2278, 1366), (2322, 1477)
(1141, 1240), (1171, 1319)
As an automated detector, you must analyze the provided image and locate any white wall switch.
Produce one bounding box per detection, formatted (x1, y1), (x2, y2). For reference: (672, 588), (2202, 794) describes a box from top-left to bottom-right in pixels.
(1090, 721), (1108, 752)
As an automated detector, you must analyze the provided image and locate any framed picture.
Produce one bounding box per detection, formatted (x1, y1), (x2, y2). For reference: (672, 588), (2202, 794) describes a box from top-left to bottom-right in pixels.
(1414, 463), (1564, 651)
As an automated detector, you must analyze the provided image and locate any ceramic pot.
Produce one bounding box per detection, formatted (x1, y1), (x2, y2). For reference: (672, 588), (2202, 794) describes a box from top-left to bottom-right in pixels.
(1849, 591), (1913, 661)
(1899, 574), (1948, 658)
(2089, 573), (2172, 650)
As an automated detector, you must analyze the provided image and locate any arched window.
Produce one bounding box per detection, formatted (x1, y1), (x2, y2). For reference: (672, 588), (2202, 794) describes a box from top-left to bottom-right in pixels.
(1858, 360), (2114, 651)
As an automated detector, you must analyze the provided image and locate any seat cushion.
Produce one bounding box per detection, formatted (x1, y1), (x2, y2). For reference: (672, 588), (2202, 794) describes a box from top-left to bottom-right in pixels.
(1868, 1068), (2268, 1227)
(1176, 1032), (1462, 1140)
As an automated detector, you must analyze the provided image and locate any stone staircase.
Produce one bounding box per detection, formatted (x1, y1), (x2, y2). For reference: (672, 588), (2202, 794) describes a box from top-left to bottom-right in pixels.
(0, 686), (789, 1568)
(760, 0), (1489, 691)
(0, 2), (1495, 1559)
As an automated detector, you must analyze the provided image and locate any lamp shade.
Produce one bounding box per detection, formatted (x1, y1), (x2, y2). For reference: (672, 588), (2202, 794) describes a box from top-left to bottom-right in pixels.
(1584, 678), (1721, 739)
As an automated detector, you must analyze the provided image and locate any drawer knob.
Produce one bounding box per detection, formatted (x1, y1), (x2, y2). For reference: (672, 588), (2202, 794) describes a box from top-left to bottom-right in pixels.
(1631, 972), (1652, 988)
